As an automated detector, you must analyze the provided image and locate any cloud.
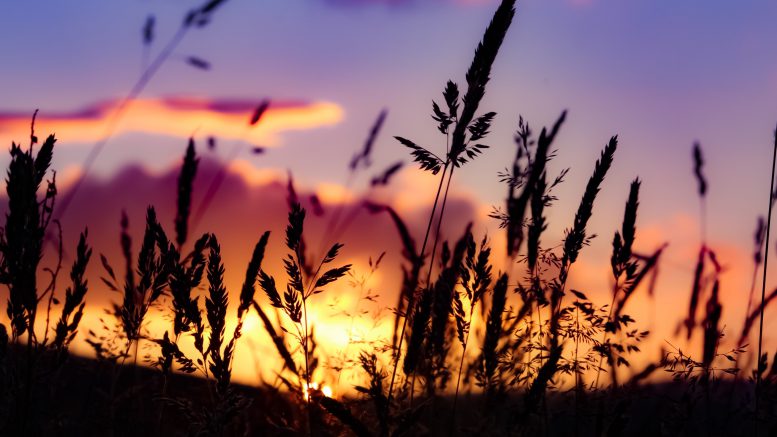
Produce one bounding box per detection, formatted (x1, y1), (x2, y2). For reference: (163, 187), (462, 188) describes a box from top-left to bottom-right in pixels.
(0, 97), (344, 147)
(567, 0), (595, 7)
(321, 0), (494, 7)
(323, 0), (411, 5)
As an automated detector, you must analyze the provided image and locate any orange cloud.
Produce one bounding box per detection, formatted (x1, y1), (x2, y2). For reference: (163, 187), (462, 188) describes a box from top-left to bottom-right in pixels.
(0, 97), (344, 147)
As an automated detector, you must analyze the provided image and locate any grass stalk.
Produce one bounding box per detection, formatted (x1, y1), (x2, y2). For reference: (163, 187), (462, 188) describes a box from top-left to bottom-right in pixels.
(756, 125), (777, 433)
(386, 161), (450, 408)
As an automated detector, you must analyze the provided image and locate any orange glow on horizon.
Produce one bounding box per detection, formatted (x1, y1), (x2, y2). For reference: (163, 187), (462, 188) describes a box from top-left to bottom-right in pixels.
(1, 162), (775, 396)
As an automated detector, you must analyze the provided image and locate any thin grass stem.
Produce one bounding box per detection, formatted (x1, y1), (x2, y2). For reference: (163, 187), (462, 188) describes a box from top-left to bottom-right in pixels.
(755, 126), (777, 434)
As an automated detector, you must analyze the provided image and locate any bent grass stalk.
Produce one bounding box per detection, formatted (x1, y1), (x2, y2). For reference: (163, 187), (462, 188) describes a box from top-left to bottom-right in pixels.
(756, 125), (777, 432)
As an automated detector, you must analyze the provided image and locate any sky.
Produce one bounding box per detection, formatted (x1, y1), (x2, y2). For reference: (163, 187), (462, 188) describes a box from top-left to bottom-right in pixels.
(1, 0), (777, 388)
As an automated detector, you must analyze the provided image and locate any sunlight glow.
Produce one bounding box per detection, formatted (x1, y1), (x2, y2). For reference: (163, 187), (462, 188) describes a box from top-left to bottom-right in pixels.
(302, 381), (333, 400)
(242, 312), (260, 334)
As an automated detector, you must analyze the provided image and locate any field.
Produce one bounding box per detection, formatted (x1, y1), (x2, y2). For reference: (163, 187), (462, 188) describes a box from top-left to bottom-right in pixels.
(1, 0), (776, 435)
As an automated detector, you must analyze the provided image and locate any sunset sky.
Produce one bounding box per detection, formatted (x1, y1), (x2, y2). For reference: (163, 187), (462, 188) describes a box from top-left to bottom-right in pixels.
(2, 0), (777, 387)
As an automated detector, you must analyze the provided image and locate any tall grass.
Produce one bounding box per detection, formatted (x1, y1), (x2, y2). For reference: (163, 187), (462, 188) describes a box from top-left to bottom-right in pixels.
(3, 1), (777, 435)
(258, 201), (352, 434)
(388, 0), (516, 412)
(756, 125), (777, 432)
(0, 121), (93, 435)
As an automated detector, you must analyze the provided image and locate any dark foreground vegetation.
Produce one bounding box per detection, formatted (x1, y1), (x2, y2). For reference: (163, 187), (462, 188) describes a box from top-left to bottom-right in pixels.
(3, 346), (775, 436)
(2, 0), (777, 435)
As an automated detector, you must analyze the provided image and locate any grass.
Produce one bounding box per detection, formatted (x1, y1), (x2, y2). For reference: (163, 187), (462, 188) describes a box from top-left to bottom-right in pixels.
(1, 0), (777, 435)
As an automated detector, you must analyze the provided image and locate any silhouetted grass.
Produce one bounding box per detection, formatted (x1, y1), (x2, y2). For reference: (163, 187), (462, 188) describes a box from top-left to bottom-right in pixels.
(0, 122), (93, 434)
(388, 0), (517, 414)
(3, 0), (777, 435)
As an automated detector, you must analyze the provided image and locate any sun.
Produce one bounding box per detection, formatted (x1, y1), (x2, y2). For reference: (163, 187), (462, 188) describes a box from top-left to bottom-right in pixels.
(242, 312), (260, 334)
